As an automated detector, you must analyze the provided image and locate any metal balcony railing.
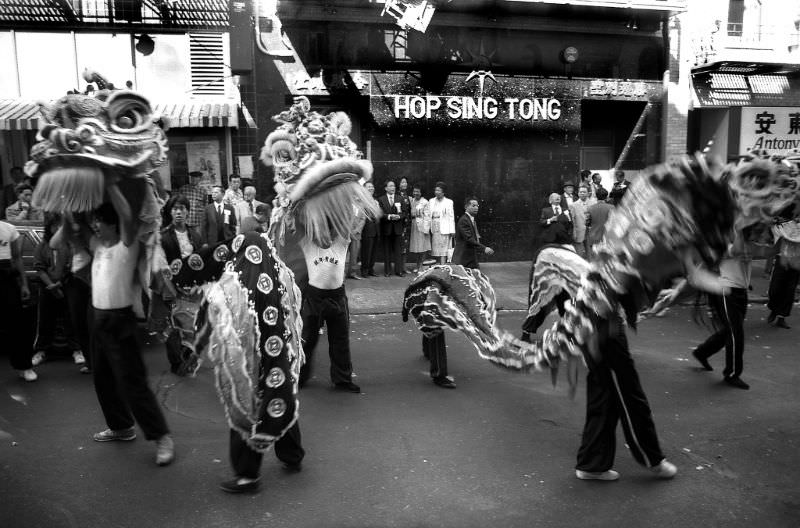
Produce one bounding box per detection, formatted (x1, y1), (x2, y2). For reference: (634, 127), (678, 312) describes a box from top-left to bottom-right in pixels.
(0, 0), (229, 29)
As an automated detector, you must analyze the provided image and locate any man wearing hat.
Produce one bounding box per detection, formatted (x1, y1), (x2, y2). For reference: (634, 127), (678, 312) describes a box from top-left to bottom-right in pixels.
(561, 181), (577, 209)
(178, 171), (208, 229)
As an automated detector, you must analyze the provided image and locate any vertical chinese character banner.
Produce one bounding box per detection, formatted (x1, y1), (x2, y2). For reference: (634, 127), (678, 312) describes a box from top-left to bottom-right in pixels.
(186, 140), (221, 190)
(739, 107), (800, 156)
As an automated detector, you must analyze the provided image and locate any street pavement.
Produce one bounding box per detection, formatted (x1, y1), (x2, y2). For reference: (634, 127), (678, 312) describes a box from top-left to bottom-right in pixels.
(1, 261), (798, 528)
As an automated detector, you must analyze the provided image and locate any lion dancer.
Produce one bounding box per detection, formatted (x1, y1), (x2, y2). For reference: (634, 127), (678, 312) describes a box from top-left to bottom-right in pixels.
(262, 98), (380, 394)
(28, 71), (175, 466)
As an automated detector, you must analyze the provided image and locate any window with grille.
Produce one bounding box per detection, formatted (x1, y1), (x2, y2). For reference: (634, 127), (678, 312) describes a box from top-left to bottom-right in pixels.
(189, 32), (227, 97)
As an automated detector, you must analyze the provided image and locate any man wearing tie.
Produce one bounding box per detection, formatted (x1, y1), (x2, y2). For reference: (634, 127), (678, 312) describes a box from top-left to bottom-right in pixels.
(202, 185), (237, 246)
(452, 197), (494, 270)
(423, 197), (495, 391)
(377, 180), (408, 276)
(540, 193), (573, 244)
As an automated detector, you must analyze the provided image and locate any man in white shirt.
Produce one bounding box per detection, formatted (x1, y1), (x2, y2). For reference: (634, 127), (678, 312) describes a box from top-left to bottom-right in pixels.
(88, 184), (175, 466)
(223, 175), (243, 207)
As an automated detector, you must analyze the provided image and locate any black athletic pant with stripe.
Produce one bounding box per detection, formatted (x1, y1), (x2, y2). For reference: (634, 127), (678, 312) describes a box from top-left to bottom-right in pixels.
(695, 288), (747, 379)
(576, 315), (665, 473)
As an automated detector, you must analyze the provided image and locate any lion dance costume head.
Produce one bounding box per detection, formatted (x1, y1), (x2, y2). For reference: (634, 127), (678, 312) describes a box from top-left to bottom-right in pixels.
(261, 96), (379, 254)
(27, 70), (167, 237)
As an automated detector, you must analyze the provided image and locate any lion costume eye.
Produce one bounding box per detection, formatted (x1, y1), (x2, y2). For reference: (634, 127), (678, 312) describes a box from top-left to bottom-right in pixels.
(105, 93), (153, 133)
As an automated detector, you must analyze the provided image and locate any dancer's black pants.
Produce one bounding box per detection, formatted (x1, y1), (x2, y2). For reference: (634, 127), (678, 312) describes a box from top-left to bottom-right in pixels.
(92, 307), (169, 440)
(695, 288), (747, 379)
(229, 422), (305, 480)
(767, 261), (799, 318)
(0, 265), (31, 370)
(576, 317), (664, 472)
(300, 285), (353, 385)
(423, 332), (448, 380)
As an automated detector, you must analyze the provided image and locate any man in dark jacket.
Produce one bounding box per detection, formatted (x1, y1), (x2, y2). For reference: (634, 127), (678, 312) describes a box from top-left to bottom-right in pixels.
(452, 197), (494, 269)
(360, 181), (380, 277)
(202, 185), (237, 246)
(540, 193), (573, 244)
(377, 180), (408, 276)
(609, 170), (631, 205)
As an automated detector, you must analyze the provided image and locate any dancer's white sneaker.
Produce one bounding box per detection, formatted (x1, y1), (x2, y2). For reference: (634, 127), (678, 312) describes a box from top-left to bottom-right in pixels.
(575, 469), (619, 481)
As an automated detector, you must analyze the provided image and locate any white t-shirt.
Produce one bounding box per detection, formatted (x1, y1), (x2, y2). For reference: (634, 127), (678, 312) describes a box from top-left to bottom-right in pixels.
(0, 221), (20, 261)
(92, 240), (139, 309)
(301, 236), (349, 289)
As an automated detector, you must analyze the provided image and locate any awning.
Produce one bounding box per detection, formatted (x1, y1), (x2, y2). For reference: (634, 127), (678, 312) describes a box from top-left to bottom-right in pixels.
(691, 61), (800, 107)
(0, 99), (256, 130)
(152, 101), (249, 128)
(0, 100), (42, 131)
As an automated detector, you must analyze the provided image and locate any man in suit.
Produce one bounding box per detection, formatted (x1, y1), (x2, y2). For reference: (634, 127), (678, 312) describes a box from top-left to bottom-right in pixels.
(235, 186), (265, 232)
(609, 170), (631, 205)
(360, 181), (380, 277)
(202, 185), (237, 246)
(540, 193), (573, 244)
(378, 180), (408, 276)
(586, 187), (614, 258)
(426, 197), (494, 391)
(452, 197), (494, 270)
(570, 184), (592, 257)
(561, 181), (577, 209)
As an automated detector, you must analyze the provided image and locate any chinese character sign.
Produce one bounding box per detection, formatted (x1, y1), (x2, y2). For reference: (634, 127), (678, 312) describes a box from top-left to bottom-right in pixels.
(740, 107), (800, 156)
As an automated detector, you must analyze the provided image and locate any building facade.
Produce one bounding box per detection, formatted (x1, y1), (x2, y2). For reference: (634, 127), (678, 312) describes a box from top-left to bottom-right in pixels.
(687, 0), (800, 162)
(238, 0), (687, 259)
(0, 1), (255, 199)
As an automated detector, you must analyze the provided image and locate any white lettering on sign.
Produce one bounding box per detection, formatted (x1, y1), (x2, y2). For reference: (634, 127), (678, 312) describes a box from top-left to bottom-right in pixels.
(391, 96), (562, 121)
(588, 80), (647, 97)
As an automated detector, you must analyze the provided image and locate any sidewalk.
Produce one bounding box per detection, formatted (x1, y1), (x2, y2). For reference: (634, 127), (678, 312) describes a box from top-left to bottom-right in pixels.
(346, 259), (774, 315)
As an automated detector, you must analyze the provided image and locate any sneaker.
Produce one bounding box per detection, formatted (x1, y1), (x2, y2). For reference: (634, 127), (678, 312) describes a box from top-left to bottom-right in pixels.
(724, 376), (750, 390)
(432, 376), (457, 389)
(72, 351), (86, 365)
(220, 477), (260, 493)
(650, 459), (677, 479)
(575, 469), (620, 481)
(155, 435), (175, 466)
(767, 311), (777, 324)
(31, 351), (46, 366)
(93, 427), (136, 442)
(79, 366), (91, 374)
(774, 317), (791, 329)
(334, 381), (361, 393)
(19, 369), (38, 382)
